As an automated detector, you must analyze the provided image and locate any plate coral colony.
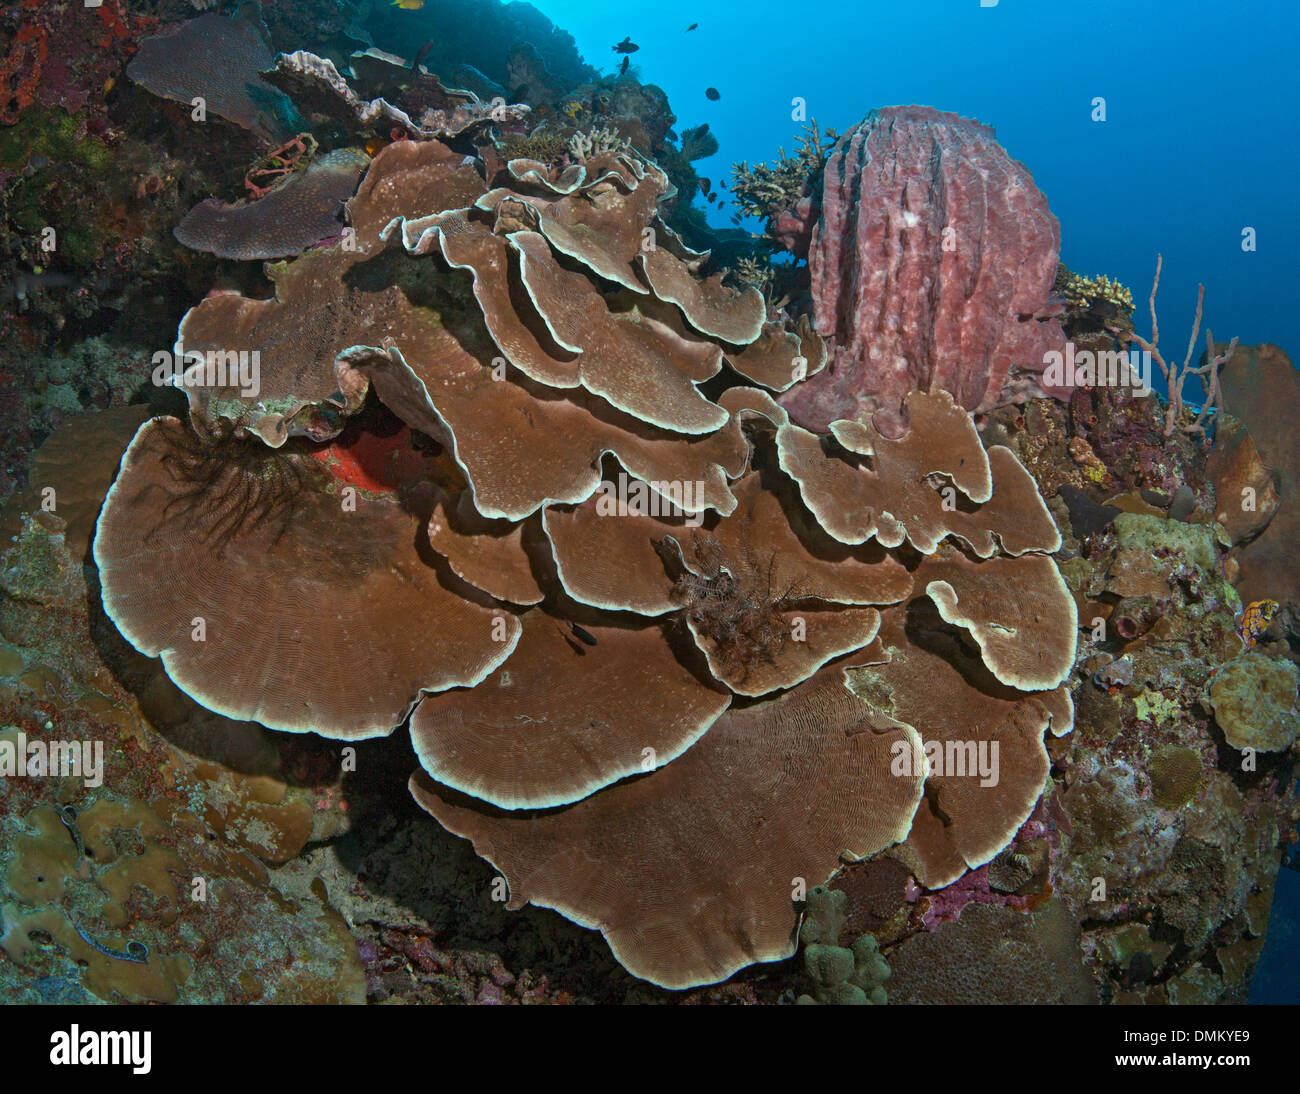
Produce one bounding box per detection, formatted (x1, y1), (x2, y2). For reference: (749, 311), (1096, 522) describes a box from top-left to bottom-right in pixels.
(0, 1), (1295, 1007)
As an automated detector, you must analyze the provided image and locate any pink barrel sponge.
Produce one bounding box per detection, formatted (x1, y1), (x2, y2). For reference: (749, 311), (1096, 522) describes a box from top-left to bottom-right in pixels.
(781, 106), (1068, 436)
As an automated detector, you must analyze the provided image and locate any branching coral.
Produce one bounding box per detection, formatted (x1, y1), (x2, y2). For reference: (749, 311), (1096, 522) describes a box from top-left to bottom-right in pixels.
(1057, 265), (1135, 330)
(728, 255), (775, 293)
(567, 125), (627, 163)
(731, 120), (834, 226)
(499, 126), (569, 166)
(1110, 254), (1238, 439)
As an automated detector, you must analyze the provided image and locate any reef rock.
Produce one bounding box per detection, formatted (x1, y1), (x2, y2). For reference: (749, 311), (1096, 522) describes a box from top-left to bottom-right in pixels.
(1207, 415), (1281, 546)
(1216, 343), (1300, 611)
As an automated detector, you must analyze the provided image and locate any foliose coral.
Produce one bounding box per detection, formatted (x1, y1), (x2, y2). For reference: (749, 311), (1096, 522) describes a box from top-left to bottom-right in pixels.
(173, 147), (370, 260)
(92, 124), (1078, 988)
(1210, 652), (1300, 753)
(1057, 266), (1135, 330)
(271, 48), (529, 142)
(127, 5), (301, 144)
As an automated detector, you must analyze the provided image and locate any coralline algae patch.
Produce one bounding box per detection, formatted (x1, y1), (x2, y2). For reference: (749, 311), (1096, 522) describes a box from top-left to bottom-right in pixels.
(0, 511), (363, 1004)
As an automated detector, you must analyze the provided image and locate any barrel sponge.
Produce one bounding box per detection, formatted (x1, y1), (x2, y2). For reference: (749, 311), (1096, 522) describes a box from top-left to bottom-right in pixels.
(782, 106), (1066, 437)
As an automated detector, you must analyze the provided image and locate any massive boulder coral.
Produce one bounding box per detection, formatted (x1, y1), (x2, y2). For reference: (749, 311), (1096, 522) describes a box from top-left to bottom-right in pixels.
(781, 106), (1068, 437)
(93, 132), (1076, 988)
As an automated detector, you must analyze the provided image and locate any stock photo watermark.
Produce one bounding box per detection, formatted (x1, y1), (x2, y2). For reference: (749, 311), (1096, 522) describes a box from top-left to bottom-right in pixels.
(593, 472), (708, 527)
(151, 344), (261, 398)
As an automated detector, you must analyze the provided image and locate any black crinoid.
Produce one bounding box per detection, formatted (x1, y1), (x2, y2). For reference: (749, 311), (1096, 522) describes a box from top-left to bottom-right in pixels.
(666, 532), (805, 687)
(150, 418), (317, 556)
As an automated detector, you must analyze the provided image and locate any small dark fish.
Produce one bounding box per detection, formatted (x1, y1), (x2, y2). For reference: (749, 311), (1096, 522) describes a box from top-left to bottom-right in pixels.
(718, 180), (726, 189)
(707, 192), (717, 204)
(705, 87), (720, 101)
(613, 36), (639, 54)
(730, 214), (741, 225)
(619, 55), (630, 75)
(687, 22), (698, 31)
(569, 622), (598, 647)
(698, 177), (710, 196)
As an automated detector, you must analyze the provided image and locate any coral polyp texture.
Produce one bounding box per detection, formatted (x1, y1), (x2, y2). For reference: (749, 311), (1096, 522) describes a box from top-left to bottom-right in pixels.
(780, 106), (1069, 437)
(126, 5), (300, 144)
(90, 126), (1077, 988)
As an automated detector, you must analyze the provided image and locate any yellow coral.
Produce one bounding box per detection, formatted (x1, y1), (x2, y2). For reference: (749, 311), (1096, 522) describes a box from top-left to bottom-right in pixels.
(1059, 267), (1135, 315)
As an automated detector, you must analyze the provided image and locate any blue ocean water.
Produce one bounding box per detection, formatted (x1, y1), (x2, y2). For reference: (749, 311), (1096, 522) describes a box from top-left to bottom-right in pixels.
(540, 0), (1300, 372)
(536, 0), (1300, 1001)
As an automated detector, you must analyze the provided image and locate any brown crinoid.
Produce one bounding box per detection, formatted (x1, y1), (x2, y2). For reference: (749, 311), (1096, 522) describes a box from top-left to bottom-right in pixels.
(149, 418), (314, 557)
(670, 533), (806, 689)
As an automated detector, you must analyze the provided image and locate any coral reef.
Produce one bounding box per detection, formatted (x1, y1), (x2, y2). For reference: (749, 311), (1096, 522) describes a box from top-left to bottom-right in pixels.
(89, 123), (1077, 989)
(1, 0), (157, 127)
(1, 0), (1294, 1009)
(0, 513), (364, 1003)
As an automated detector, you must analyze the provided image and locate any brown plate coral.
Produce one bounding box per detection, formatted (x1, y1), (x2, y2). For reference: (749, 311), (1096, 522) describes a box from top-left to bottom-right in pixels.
(93, 129), (1077, 989)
